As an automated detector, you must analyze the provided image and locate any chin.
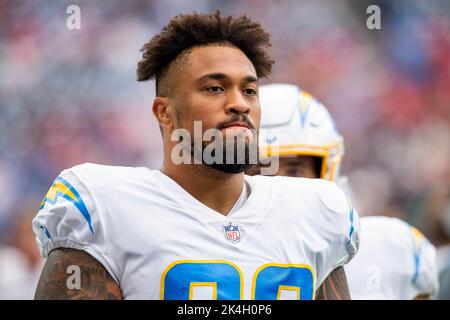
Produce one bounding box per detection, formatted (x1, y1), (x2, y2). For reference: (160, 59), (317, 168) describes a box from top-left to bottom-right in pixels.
(208, 162), (256, 174)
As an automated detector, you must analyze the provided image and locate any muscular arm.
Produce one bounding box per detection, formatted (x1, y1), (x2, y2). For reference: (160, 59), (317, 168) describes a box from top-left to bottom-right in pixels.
(315, 266), (351, 300)
(34, 248), (122, 300)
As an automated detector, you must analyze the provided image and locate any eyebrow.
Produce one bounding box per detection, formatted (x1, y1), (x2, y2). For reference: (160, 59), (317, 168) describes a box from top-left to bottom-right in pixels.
(196, 73), (258, 84)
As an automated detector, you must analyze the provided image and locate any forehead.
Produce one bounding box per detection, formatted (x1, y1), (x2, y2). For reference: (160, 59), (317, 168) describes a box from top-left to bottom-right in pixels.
(184, 45), (257, 80)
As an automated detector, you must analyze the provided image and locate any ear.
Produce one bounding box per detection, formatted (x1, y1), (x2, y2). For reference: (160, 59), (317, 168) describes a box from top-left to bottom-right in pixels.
(152, 97), (175, 131)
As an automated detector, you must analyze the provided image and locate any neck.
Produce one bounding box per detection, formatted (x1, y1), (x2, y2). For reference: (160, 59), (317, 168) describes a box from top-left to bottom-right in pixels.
(161, 158), (245, 216)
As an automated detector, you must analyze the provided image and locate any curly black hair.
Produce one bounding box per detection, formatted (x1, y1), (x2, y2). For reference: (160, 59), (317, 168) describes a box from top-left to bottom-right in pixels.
(137, 10), (274, 94)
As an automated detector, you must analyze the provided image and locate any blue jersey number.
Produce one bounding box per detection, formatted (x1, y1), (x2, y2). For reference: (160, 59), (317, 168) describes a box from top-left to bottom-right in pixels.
(161, 260), (315, 300)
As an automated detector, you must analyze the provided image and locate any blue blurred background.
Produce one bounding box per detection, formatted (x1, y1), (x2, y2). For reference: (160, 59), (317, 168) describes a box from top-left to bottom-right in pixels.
(0, 0), (449, 299)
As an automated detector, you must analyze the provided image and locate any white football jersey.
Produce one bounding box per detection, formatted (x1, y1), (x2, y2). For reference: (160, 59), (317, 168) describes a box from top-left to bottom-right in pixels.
(33, 163), (360, 300)
(345, 216), (439, 299)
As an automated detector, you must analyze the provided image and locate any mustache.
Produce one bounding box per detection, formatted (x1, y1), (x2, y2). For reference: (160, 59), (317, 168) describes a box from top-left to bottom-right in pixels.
(216, 114), (256, 130)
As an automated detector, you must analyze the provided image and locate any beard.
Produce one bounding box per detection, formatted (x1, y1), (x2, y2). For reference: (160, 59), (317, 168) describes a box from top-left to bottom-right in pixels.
(174, 111), (259, 174)
(190, 133), (259, 174)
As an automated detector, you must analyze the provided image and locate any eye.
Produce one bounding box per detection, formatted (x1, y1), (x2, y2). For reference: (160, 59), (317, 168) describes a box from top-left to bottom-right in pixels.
(243, 88), (257, 96)
(205, 86), (224, 93)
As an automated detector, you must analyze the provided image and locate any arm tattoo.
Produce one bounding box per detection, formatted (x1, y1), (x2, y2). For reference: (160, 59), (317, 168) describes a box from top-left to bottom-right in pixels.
(315, 266), (351, 300)
(34, 248), (122, 300)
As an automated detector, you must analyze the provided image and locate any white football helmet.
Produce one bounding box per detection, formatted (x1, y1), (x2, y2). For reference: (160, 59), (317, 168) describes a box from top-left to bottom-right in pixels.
(258, 83), (344, 181)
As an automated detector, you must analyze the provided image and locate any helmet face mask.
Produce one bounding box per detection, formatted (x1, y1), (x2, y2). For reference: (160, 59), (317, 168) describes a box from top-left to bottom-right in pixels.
(258, 83), (344, 181)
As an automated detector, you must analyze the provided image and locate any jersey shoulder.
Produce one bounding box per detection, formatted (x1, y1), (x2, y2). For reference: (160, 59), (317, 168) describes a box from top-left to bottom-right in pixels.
(33, 163), (131, 282)
(360, 216), (429, 250)
(36, 162), (160, 238)
(252, 175), (354, 217)
(56, 162), (163, 203)
(34, 163), (150, 263)
(64, 162), (150, 187)
(248, 175), (360, 283)
(360, 215), (438, 297)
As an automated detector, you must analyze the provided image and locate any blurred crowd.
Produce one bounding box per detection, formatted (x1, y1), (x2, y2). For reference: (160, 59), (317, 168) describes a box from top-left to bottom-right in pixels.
(0, 0), (449, 299)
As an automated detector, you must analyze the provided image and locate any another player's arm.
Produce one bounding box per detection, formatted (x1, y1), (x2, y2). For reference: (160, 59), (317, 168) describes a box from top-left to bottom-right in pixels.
(315, 266), (351, 300)
(35, 248), (122, 300)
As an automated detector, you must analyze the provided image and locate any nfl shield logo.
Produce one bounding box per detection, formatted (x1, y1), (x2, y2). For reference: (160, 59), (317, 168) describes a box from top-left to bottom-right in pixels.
(223, 223), (241, 243)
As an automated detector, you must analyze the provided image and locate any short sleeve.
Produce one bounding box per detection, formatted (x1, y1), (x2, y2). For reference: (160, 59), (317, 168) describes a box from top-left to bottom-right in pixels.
(313, 180), (361, 286)
(32, 167), (119, 283)
(408, 226), (439, 298)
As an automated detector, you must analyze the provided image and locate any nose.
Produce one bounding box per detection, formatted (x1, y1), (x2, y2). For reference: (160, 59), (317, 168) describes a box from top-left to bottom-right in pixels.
(224, 89), (250, 115)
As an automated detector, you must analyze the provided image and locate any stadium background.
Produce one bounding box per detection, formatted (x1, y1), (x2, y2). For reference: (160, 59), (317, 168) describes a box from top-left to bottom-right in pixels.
(0, 0), (449, 299)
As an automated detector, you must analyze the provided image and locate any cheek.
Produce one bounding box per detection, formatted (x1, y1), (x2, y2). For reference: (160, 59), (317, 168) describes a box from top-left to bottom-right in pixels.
(250, 104), (261, 128)
(182, 93), (224, 121)
(177, 98), (222, 134)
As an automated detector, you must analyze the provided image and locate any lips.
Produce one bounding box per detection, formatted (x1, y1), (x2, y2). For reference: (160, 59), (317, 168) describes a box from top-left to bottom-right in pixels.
(221, 122), (250, 129)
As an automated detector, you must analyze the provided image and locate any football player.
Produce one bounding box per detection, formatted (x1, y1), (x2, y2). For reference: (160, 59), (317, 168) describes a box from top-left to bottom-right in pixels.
(32, 12), (359, 300)
(255, 83), (439, 299)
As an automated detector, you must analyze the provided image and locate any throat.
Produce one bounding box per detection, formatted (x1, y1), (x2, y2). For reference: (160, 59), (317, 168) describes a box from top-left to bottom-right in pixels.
(160, 163), (250, 216)
(204, 179), (250, 216)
